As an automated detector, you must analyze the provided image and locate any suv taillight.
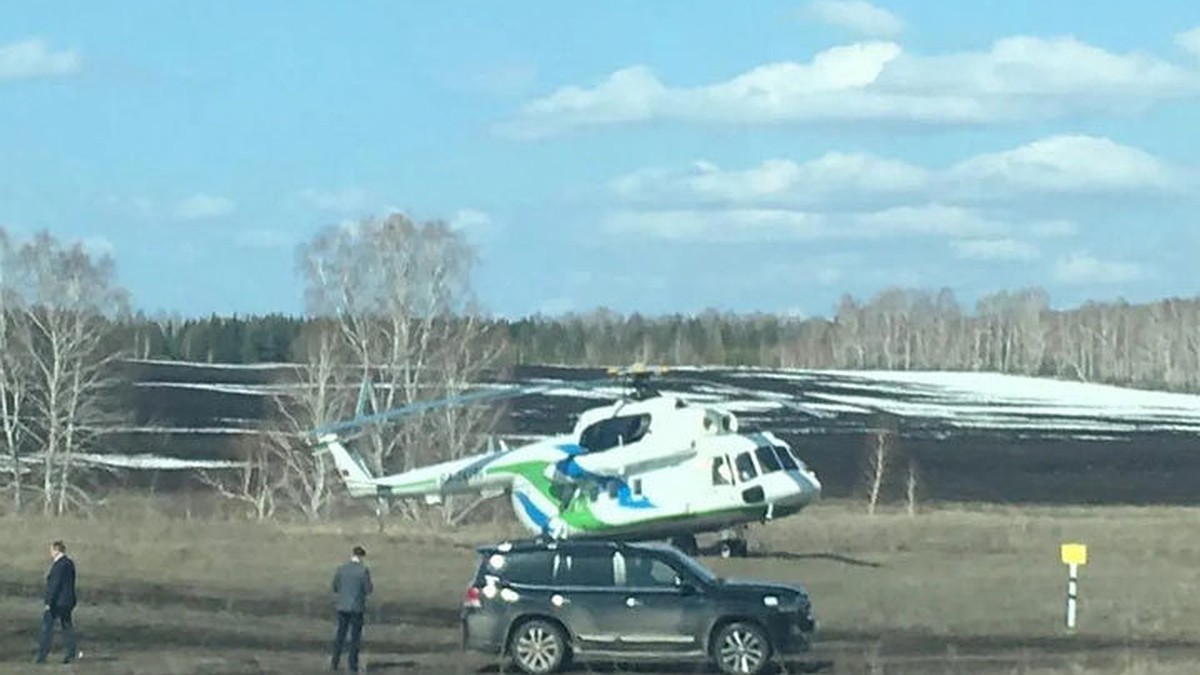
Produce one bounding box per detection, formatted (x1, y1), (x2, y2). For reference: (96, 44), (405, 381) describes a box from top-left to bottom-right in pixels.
(463, 585), (482, 609)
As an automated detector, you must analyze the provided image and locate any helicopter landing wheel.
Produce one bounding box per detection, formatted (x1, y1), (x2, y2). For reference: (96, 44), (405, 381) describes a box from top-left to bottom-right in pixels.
(718, 538), (748, 558)
(670, 535), (699, 556)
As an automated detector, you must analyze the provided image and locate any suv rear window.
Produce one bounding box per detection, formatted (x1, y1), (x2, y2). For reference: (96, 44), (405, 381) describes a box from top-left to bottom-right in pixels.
(484, 550), (555, 585)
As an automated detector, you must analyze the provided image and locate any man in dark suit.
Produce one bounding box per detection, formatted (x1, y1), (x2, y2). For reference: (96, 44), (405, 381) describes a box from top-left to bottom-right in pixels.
(330, 545), (373, 672)
(35, 540), (78, 665)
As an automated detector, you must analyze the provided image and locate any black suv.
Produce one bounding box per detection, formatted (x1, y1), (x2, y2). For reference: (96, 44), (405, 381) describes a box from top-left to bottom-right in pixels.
(461, 538), (815, 674)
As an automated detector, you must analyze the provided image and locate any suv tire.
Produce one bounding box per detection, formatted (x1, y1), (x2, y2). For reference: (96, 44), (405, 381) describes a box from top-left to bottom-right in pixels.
(712, 620), (772, 675)
(508, 619), (568, 674)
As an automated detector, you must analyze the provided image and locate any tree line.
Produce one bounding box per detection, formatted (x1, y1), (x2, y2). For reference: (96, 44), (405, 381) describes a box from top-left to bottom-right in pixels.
(5, 214), (1200, 521)
(117, 289), (1200, 393)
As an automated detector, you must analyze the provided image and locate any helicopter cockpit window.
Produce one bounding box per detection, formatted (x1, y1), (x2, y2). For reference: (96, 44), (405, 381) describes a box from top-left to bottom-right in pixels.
(711, 456), (733, 486)
(579, 413), (652, 452)
(774, 445), (798, 471)
(784, 446), (809, 471)
(734, 451), (758, 482)
(755, 446), (782, 474)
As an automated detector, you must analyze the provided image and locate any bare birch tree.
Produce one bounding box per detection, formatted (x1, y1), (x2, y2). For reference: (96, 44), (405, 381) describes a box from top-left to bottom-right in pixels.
(905, 456), (919, 517)
(14, 233), (130, 515)
(263, 320), (354, 521)
(298, 213), (507, 520)
(864, 429), (889, 516)
(0, 230), (31, 512)
(197, 436), (283, 521)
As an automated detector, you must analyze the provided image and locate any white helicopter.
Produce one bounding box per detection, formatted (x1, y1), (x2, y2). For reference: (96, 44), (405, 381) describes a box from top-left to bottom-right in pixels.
(311, 366), (824, 557)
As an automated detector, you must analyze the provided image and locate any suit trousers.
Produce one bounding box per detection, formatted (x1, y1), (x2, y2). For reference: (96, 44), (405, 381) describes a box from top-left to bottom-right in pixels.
(331, 611), (364, 671)
(35, 606), (77, 663)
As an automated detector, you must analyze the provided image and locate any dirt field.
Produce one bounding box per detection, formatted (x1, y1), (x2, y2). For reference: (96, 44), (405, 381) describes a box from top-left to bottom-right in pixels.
(2, 500), (1199, 674)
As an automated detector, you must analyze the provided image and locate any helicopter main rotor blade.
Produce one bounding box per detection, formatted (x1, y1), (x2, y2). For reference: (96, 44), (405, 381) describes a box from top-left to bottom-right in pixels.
(309, 375), (621, 439)
(665, 375), (838, 419)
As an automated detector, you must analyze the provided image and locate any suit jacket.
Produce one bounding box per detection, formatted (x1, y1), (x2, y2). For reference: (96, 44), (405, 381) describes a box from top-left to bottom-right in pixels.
(332, 560), (372, 614)
(44, 556), (76, 610)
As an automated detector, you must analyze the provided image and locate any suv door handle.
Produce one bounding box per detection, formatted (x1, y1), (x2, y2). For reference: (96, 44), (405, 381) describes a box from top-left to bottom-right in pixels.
(625, 597), (642, 608)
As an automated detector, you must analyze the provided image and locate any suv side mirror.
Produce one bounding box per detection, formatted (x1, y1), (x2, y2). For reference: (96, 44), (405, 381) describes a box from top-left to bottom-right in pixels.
(678, 582), (697, 595)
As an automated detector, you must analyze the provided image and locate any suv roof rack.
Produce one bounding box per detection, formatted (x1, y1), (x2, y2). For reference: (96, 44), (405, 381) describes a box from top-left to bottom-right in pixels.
(475, 538), (629, 555)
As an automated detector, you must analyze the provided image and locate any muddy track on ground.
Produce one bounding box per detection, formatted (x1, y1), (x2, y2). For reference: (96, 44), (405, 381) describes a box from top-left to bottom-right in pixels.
(814, 628), (1200, 655)
(0, 623), (455, 658)
(6, 571), (1197, 670)
(0, 576), (459, 627)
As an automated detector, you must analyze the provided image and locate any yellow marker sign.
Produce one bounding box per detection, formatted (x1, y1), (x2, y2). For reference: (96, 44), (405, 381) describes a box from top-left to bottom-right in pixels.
(1061, 543), (1088, 566)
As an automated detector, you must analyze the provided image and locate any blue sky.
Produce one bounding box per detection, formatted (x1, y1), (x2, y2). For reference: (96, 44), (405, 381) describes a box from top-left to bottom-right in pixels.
(2, 1), (1200, 319)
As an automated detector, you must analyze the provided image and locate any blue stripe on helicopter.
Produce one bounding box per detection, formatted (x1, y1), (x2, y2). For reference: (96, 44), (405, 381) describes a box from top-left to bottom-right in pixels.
(515, 491), (551, 532)
(554, 444), (654, 510)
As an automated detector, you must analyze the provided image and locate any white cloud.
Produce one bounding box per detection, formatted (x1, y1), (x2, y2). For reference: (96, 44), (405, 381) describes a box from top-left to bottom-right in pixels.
(947, 135), (1188, 196)
(501, 35), (1200, 137)
(852, 204), (1003, 237)
(450, 208), (493, 231)
(605, 209), (825, 243)
(604, 203), (1002, 243)
(234, 229), (293, 250)
(297, 187), (370, 213)
(757, 254), (865, 287)
(1029, 220), (1079, 238)
(0, 38), (80, 81)
(1054, 252), (1145, 284)
(1177, 27), (1200, 57)
(612, 152), (928, 207)
(611, 135), (1193, 218)
(174, 193), (235, 220)
(952, 238), (1039, 261)
(804, 0), (904, 38)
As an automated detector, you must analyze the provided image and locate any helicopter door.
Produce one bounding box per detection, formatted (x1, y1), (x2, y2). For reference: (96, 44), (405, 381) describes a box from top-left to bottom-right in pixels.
(710, 455), (735, 488)
(693, 454), (737, 515)
(732, 451), (765, 505)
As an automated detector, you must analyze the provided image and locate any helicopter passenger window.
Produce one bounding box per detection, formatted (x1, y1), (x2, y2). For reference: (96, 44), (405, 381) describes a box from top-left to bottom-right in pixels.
(579, 413), (652, 452)
(774, 445), (798, 471)
(711, 456), (733, 486)
(755, 446), (782, 473)
(734, 452), (758, 482)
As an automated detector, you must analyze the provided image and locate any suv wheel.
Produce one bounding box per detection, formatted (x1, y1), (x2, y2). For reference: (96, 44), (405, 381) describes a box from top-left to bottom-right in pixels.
(509, 619), (567, 674)
(713, 621), (772, 675)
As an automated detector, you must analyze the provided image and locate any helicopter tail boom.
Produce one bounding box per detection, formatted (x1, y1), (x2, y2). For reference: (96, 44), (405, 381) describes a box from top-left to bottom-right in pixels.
(315, 434), (379, 499)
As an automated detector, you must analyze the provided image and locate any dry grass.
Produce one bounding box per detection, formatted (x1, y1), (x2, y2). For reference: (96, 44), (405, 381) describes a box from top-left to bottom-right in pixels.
(2, 496), (1200, 673)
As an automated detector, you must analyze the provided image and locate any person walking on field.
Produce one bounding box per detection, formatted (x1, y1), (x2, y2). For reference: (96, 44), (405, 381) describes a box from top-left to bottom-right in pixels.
(35, 540), (78, 665)
(331, 545), (373, 673)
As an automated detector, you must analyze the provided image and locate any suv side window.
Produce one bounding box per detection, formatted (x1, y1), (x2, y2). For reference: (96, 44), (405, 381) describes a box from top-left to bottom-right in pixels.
(553, 551), (615, 587)
(490, 550), (555, 585)
(617, 552), (683, 588)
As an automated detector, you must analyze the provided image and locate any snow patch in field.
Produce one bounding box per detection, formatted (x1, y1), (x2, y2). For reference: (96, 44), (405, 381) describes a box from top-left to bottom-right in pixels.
(2, 453), (246, 470)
